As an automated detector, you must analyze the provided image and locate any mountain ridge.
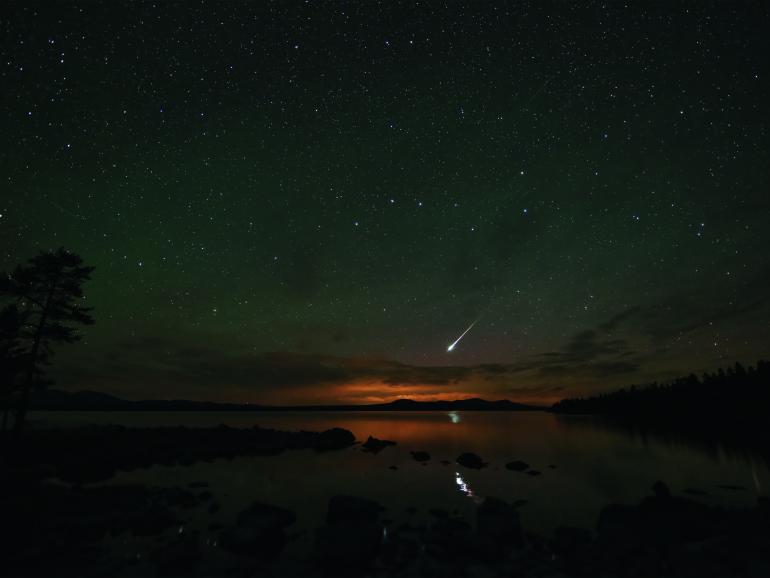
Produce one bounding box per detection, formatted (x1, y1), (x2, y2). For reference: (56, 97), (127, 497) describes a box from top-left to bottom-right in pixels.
(23, 389), (543, 412)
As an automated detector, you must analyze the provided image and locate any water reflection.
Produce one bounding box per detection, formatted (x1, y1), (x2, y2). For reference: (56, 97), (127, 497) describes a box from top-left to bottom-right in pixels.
(34, 410), (770, 534)
(455, 471), (483, 504)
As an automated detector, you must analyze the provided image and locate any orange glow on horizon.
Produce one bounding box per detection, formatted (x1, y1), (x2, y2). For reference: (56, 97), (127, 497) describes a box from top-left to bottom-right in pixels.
(248, 378), (562, 407)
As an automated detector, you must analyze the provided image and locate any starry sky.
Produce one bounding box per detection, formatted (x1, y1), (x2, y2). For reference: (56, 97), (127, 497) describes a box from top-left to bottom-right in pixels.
(2, 1), (769, 405)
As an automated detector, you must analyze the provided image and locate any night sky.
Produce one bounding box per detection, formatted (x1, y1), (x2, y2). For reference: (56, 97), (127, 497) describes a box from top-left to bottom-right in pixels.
(2, 1), (768, 405)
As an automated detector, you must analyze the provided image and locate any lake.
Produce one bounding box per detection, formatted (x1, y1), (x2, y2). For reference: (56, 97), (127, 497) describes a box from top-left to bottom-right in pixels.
(29, 409), (768, 545)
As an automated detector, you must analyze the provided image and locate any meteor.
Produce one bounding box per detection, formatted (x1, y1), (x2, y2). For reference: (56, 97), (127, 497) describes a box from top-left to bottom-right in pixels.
(447, 320), (478, 352)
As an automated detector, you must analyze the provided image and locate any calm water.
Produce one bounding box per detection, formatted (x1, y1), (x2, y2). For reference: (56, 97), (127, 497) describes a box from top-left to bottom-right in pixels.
(31, 410), (768, 537)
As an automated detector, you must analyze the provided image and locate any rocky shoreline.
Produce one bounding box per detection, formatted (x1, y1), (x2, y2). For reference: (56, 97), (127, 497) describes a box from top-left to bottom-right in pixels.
(1, 424), (356, 484)
(1, 426), (769, 577)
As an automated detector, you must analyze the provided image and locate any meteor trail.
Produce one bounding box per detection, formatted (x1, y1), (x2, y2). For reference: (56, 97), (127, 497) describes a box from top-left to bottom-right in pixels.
(447, 320), (478, 352)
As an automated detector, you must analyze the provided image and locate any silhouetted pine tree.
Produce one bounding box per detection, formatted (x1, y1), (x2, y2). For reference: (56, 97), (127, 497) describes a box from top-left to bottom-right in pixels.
(0, 249), (94, 435)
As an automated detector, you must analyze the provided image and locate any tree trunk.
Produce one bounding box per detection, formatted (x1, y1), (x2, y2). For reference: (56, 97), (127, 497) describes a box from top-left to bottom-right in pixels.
(13, 276), (58, 437)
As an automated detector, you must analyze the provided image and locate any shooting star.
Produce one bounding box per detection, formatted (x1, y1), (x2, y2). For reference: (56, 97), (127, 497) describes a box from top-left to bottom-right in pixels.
(447, 319), (478, 352)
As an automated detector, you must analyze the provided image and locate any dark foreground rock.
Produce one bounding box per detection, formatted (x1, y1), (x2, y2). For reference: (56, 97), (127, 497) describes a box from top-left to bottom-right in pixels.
(150, 531), (202, 576)
(2, 424), (356, 484)
(314, 495), (386, 571)
(477, 496), (524, 549)
(505, 460), (529, 471)
(361, 436), (397, 453)
(0, 481), (182, 576)
(219, 501), (297, 559)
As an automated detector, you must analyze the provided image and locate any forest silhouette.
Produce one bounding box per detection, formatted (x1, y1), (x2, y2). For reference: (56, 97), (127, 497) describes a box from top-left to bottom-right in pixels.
(552, 360), (770, 419)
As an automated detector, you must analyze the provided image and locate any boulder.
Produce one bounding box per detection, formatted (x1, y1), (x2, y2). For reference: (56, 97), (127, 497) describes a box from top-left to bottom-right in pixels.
(314, 521), (382, 569)
(326, 495), (385, 525)
(505, 460), (529, 472)
(315, 428), (356, 451)
(150, 531), (201, 576)
(314, 495), (385, 569)
(476, 497), (524, 548)
(410, 451), (430, 463)
(456, 452), (486, 469)
(219, 501), (296, 559)
(361, 436), (397, 454)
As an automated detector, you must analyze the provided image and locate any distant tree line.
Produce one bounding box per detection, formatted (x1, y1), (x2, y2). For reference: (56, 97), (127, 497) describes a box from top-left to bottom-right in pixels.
(551, 361), (770, 421)
(0, 249), (94, 435)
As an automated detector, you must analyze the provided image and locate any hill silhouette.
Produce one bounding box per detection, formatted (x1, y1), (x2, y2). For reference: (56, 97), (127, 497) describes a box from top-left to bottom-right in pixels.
(21, 390), (540, 412)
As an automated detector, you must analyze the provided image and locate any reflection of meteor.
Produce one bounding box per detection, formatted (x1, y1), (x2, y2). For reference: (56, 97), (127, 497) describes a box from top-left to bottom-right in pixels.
(447, 320), (477, 352)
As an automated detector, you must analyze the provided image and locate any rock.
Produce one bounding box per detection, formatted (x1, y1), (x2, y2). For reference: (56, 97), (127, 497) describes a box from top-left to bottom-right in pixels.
(597, 503), (641, 552)
(380, 534), (420, 571)
(505, 460), (529, 472)
(429, 508), (449, 519)
(219, 501), (296, 559)
(652, 480), (671, 498)
(314, 521), (382, 569)
(129, 506), (180, 537)
(388, 465), (398, 470)
(527, 469), (542, 476)
(548, 464), (557, 469)
(198, 491), (213, 502)
(315, 428), (356, 451)
(550, 526), (594, 571)
(361, 436), (397, 454)
(150, 531), (201, 576)
(220, 525), (286, 559)
(410, 451), (430, 462)
(457, 452), (486, 469)
(425, 517), (476, 560)
(440, 460), (451, 466)
(326, 495), (384, 525)
(476, 497), (524, 548)
(718, 484), (747, 491)
(314, 495), (385, 569)
(161, 487), (199, 509)
(237, 501), (296, 529)
(683, 488), (709, 496)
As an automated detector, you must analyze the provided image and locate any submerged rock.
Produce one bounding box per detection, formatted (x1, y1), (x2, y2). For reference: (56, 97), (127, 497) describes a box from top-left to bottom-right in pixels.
(315, 427), (356, 451)
(456, 452), (486, 469)
(361, 436), (397, 454)
(410, 451), (431, 462)
(505, 460), (529, 472)
(527, 469), (542, 476)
